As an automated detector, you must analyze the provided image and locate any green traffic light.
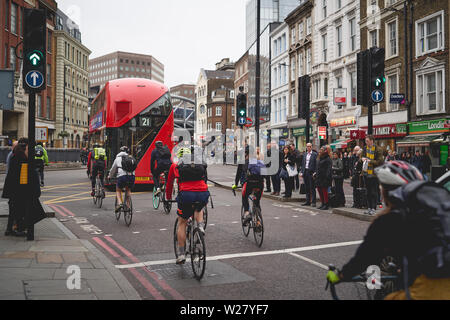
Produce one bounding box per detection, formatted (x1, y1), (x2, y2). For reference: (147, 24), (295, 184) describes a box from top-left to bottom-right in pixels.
(27, 50), (43, 67)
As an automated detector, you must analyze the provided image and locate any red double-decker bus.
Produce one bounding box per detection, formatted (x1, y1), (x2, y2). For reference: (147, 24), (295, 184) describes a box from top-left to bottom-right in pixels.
(89, 78), (174, 186)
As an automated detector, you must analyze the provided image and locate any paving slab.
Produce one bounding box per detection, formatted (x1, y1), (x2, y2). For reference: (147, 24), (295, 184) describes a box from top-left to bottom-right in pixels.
(0, 279), (25, 295)
(29, 245), (89, 253)
(62, 253), (88, 264)
(24, 279), (92, 297)
(0, 268), (57, 280)
(0, 251), (36, 259)
(29, 294), (98, 300)
(53, 268), (115, 281)
(0, 258), (33, 268)
(36, 253), (64, 264)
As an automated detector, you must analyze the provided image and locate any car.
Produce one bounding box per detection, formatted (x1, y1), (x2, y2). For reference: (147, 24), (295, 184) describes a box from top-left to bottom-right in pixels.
(436, 170), (450, 192)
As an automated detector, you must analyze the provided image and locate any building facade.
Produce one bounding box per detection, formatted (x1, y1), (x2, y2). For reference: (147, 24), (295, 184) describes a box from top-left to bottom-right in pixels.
(54, 9), (91, 148)
(0, 0), (57, 146)
(234, 51), (249, 131)
(89, 51), (164, 89)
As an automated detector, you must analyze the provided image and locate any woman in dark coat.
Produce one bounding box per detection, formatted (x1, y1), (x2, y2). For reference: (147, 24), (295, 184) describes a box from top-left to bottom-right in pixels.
(2, 140), (44, 240)
(281, 146), (296, 199)
(315, 146), (333, 210)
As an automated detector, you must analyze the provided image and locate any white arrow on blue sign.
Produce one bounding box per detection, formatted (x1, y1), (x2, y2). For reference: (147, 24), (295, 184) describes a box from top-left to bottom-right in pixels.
(238, 117), (246, 126)
(25, 71), (44, 89)
(371, 90), (384, 103)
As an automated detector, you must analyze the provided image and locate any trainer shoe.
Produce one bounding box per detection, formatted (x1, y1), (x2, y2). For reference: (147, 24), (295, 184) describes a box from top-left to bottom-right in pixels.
(198, 223), (206, 235)
(115, 204), (123, 213)
(243, 213), (252, 226)
(176, 254), (186, 265)
(155, 188), (161, 196)
(91, 190), (95, 197)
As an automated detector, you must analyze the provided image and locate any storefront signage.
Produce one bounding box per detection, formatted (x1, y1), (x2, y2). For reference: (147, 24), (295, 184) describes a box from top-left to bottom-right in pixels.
(36, 127), (48, 143)
(318, 127), (327, 140)
(390, 93), (406, 104)
(90, 111), (103, 132)
(409, 119), (450, 135)
(330, 117), (356, 128)
(361, 123), (407, 138)
(292, 127), (313, 137)
(334, 88), (347, 106)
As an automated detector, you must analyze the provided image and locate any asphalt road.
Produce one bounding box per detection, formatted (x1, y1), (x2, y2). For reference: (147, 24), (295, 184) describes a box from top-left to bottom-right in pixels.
(39, 168), (374, 301)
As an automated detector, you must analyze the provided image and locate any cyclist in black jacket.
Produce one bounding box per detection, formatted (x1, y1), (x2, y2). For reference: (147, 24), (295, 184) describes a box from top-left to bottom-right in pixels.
(151, 141), (172, 195)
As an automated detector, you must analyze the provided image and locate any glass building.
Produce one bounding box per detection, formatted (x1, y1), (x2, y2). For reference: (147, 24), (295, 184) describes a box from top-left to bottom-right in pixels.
(246, 0), (302, 50)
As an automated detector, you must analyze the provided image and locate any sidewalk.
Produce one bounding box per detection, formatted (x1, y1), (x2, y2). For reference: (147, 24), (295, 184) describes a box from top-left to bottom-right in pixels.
(0, 201), (141, 300)
(0, 162), (83, 174)
(209, 164), (376, 222)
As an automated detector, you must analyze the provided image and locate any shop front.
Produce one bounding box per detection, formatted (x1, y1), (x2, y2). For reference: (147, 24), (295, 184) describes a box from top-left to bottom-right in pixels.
(361, 123), (408, 153)
(329, 117), (356, 142)
(397, 118), (450, 166)
(292, 127), (313, 152)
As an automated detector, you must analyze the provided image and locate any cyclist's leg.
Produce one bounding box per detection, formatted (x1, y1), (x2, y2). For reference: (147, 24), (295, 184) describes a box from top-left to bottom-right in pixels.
(153, 169), (161, 189)
(254, 182), (264, 209)
(242, 183), (250, 214)
(116, 177), (123, 207)
(91, 166), (98, 195)
(177, 216), (188, 250)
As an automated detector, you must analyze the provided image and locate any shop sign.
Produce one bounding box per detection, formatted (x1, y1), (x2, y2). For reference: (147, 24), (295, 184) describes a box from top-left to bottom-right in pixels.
(409, 118), (450, 135)
(350, 129), (366, 140)
(361, 123), (407, 138)
(36, 127), (48, 143)
(396, 123), (407, 134)
(318, 126), (327, 140)
(292, 127), (313, 137)
(334, 88), (347, 105)
(330, 117), (356, 128)
(90, 111), (103, 132)
(281, 128), (289, 138)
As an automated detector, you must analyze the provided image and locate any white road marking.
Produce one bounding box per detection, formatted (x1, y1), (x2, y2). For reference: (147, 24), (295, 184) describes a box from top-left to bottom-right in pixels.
(288, 253), (328, 270)
(114, 240), (363, 269)
(292, 216), (299, 218)
(159, 228), (168, 231)
(232, 221), (239, 224)
(133, 232), (140, 234)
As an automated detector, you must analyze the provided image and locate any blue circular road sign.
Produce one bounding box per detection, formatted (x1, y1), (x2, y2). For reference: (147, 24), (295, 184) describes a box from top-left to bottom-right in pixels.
(371, 90), (384, 103)
(25, 71), (44, 89)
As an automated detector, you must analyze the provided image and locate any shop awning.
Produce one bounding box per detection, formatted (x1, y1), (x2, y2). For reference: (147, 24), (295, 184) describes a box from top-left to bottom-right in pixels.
(396, 135), (441, 147)
(330, 139), (353, 150)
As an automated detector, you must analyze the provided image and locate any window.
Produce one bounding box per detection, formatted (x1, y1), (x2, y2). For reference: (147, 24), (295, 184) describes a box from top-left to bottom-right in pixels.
(370, 30), (378, 47)
(46, 97), (51, 119)
(350, 18), (356, 52)
(298, 52), (303, 77)
(292, 27), (296, 43)
(273, 99), (278, 124)
(322, 34), (327, 62)
(324, 78), (328, 98)
(322, 0), (327, 19)
(291, 58), (295, 82)
(306, 16), (312, 35)
(336, 25), (342, 57)
(47, 64), (51, 85)
(208, 107), (212, 117)
(47, 31), (52, 53)
(350, 72), (356, 106)
(274, 39), (278, 56)
(387, 20), (398, 57)
(282, 34), (286, 51)
(216, 122), (222, 132)
(417, 69), (445, 115)
(416, 11), (444, 56)
(37, 95), (42, 118)
(306, 48), (311, 73)
(388, 74), (398, 111)
(314, 80), (320, 100)
(337, 0), (342, 9)
(11, 2), (17, 34)
(216, 106), (222, 116)
(291, 92), (296, 116)
(298, 22), (304, 40)
(5, 0), (9, 30)
(9, 47), (15, 71)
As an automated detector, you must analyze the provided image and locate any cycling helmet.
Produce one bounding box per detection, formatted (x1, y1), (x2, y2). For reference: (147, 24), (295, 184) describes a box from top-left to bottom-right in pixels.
(155, 141), (163, 148)
(375, 161), (424, 190)
(177, 147), (191, 159)
(120, 146), (129, 153)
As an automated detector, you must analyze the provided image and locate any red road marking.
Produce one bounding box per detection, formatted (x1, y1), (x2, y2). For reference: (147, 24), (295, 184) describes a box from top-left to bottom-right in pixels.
(103, 236), (184, 300)
(53, 205), (76, 217)
(92, 237), (165, 300)
(49, 205), (67, 217)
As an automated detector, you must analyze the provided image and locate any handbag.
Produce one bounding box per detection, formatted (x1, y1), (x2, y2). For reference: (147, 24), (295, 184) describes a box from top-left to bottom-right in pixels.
(287, 165), (298, 177)
(279, 168), (288, 180)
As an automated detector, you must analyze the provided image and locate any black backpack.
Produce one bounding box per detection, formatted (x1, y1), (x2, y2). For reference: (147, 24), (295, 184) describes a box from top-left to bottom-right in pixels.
(390, 181), (450, 297)
(177, 160), (206, 183)
(157, 146), (172, 160)
(35, 146), (44, 158)
(121, 155), (138, 173)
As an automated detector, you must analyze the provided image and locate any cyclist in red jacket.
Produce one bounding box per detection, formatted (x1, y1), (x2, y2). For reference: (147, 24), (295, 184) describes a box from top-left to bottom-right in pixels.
(166, 147), (209, 265)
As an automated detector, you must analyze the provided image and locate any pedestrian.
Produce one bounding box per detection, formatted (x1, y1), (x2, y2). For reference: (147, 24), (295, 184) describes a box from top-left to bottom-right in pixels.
(342, 152), (350, 179)
(4, 141), (18, 236)
(393, 151), (400, 160)
(405, 152), (412, 163)
(351, 149), (364, 208)
(270, 142), (283, 196)
(400, 152), (407, 162)
(264, 143), (272, 193)
(385, 150), (396, 162)
(349, 146), (361, 177)
(422, 151), (432, 180)
(315, 146), (332, 210)
(361, 135), (384, 215)
(2, 138), (45, 240)
(281, 146), (296, 198)
(411, 150), (424, 173)
(332, 151), (345, 207)
(301, 143), (318, 207)
(34, 142), (49, 187)
(447, 155), (450, 172)
(289, 143), (302, 191)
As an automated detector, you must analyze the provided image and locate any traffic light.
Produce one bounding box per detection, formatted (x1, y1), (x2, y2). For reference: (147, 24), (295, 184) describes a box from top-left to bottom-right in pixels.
(357, 50), (370, 106)
(369, 47), (385, 99)
(23, 9), (47, 92)
(298, 75), (310, 119)
(236, 92), (247, 127)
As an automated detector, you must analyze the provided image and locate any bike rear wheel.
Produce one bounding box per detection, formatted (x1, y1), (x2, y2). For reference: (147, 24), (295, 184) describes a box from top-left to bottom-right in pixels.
(191, 228), (206, 280)
(153, 187), (161, 209)
(203, 206), (208, 231)
(241, 206), (250, 237)
(114, 197), (121, 221)
(124, 193), (133, 227)
(252, 207), (264, 247)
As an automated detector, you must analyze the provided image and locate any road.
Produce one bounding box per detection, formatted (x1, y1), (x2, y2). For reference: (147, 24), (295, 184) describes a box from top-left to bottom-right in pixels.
(39, 168), (373, 300)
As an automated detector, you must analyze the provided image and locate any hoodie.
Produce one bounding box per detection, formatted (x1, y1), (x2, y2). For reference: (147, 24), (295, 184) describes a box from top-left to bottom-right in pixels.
(108, 152), (135, 178)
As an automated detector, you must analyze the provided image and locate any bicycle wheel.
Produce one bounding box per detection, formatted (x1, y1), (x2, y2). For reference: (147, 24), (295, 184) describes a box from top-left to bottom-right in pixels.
(97, 195), (103, 208)
(203, 206), (208, 231)
(252, 207), (264, 247)
(173, 219), (179, 259)
(241, 206), (250, 237)
(162, 186), (172, 215)
(124, 193), (133, 227)
(114, 197), (121, 221)
(191, 228), (206, 280)
(152, 187), (161, 210)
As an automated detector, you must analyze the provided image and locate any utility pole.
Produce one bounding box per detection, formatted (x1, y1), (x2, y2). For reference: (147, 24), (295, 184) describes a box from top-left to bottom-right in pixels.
(255, 0), (261, 147)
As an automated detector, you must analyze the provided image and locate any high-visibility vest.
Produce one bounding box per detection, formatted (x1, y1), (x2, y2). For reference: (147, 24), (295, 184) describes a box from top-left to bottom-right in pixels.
(94, 148), (107, 161)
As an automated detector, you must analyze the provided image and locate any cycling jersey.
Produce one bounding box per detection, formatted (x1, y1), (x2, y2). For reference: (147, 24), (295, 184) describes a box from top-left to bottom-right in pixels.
(165, 162), (208, 200)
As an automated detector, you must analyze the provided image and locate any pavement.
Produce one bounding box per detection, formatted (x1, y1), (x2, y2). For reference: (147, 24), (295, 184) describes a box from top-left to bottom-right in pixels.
(209, 164), (377, 222)
(0, 162), (83, 174)
(0, 200), (141, 300)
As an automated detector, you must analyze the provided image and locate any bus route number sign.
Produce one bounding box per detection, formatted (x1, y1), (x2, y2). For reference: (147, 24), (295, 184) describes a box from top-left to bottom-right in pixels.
(140, 116), (152, 127)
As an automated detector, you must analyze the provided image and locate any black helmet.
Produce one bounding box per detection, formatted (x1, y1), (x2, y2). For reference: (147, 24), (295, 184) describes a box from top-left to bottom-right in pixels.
(155, 141), (163, 148)
(120, 146), (129, 153)
(375, 161), (424, 191)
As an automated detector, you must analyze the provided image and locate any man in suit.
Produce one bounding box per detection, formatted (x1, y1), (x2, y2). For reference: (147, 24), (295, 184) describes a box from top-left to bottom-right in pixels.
(301, 143), (317, 207)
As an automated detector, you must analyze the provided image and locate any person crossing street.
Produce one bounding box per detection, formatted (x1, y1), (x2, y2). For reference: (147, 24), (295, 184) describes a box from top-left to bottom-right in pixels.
(34, 142), (49, 187)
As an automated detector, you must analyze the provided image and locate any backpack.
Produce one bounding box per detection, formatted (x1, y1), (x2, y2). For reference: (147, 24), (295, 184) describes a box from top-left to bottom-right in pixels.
(157, 146), (172, 160)
(35, 146), (44, 158)
(121, 154), (138, 173)
(246, 160), (265, 183)
(177, 160), (206, 183)
(390, 181), (450, 287)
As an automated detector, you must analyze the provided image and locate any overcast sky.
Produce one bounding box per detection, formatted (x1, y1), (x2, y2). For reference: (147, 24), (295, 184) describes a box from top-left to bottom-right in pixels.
(57, 0), (247, 88)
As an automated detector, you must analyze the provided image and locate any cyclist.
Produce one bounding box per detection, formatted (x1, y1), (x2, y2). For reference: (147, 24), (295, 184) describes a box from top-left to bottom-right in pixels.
(90, 144), (107, 198)
(232, 146), (265, 226)
(166, 147), (209, 265)
(108, 146), (136, 213)
(34, 142), (49, 187)
(150, 141), (172, 196)
(326, 161), (450, 300)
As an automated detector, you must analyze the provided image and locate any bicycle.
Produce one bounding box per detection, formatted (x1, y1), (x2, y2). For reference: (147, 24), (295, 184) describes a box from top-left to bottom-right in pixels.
(115, 187), (133, 227)
(325, 260), (401, 300)
(92, 174), (105, 208)
(173, 202), (207, 280)
(233, 187), (264, 247)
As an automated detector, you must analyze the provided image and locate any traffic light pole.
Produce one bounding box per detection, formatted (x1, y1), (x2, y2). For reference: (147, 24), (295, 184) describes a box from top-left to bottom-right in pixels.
(255, 0), (261, 148)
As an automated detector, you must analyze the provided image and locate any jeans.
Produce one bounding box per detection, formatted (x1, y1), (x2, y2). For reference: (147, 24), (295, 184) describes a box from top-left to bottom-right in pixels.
(365, 176), (379, 210)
